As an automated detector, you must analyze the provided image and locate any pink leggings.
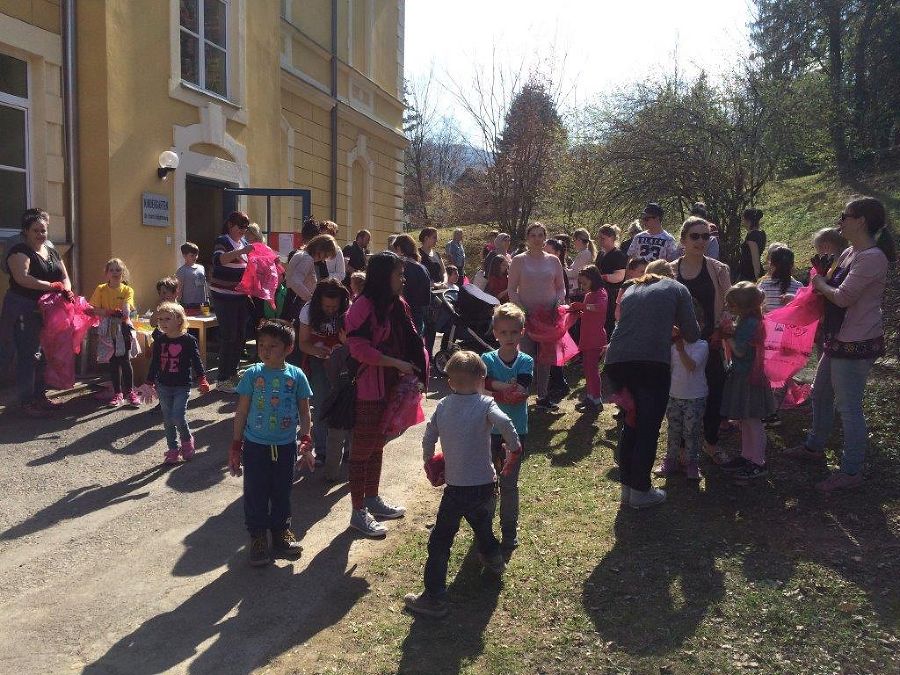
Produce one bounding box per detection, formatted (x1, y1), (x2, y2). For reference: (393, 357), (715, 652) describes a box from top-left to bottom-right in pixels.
(582, 349), (603, 399)
(739, 418), (767, 465)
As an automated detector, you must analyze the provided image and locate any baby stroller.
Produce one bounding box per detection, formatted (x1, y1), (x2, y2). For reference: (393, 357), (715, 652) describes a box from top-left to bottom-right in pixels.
(432, 284), (500, 375)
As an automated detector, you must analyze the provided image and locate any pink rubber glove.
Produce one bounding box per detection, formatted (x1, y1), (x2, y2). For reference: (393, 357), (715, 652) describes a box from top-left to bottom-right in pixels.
(500, 443), (522, 477)
(197, 376), (211, 394)
(296, 434), (315, 472)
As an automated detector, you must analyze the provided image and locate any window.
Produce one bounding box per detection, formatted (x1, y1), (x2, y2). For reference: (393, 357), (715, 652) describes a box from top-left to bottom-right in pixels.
(180, 0), (228, 97)
(0, 52), (29, 231)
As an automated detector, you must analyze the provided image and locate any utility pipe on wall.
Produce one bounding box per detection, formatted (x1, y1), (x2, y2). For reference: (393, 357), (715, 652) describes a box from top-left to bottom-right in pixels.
(62, 0), (79, 289)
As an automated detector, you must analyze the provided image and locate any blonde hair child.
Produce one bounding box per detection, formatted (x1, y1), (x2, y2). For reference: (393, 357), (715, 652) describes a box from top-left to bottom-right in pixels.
(90, 258), (138, 408)
(142, 301), (210, 464)
(718, 282), (775, 481)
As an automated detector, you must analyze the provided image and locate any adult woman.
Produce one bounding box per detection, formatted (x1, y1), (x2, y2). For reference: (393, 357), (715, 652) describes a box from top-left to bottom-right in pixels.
(318, 220), (346, 282)
(605, 266), (700, 508)
(596, 224), (628, 340)
(285, 234), (339, 312)
(566, 229), (596, 288)
(508, 222), (566, 411)
(209, 211), (254, 392)
(345, 252), (428, 536)
(738, 208), (766, 281)
(2, 208), (72, 417)
(669, 217), (733, 464)
(787, 197), (896, 493)
(392, 234), (432, 337)
(619, 220), (641, 254)
(418, 227), (446, 286)
(479, 233), (511, 289)
(445, 228), (466, 276)
(544, 239), (571, 301)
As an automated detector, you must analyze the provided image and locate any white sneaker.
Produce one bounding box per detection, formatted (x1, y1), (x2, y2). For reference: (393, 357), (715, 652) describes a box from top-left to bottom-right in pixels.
(629, 487), (667, 509)
(349, 508), (387, 537)
(365, 495), (406, 519)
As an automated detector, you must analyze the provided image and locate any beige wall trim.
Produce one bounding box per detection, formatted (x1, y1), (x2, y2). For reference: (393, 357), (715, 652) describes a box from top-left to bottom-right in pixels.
(0, 14), (62, 64)
(280, 65), (335, 111)
(338, 101), (407, 147)
(347, 133), (375, 236)
(171, 103), (250, 268)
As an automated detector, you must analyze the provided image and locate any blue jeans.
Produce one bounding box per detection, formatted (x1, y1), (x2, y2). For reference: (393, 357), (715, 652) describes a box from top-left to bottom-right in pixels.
(423, 483), (499, 598)
(0, 292), (45, 404)
(805, 354), (874, 475)
(242, 439), (297, 536)
(157, 384), (191, 450)
(491, 434), (526, 543)
(210, 293), (249, 382)
(306, 357), (330, 458)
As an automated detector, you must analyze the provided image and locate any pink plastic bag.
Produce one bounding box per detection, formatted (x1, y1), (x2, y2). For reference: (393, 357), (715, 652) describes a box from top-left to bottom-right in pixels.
(525, 306), (580, 366)
(38, 293), (99, 390)
(379, 373), (425, 440)
(781, 379), (811, 409)
(235, 242), (281, 308)
(763, 281), (823, 387)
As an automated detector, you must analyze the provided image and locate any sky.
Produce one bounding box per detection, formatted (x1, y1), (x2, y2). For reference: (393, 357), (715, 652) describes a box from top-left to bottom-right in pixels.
(405, 0), (755, 142)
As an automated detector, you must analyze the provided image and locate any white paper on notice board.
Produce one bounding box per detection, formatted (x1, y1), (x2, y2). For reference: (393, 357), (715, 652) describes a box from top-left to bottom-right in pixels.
(278, 233), (294, 256)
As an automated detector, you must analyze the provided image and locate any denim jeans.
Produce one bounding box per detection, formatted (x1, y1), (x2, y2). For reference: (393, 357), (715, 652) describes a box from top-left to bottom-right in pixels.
(1, 292), (45, 404)
(606, 361), (671, 491)
(491, 434), (526, 543)
(805, 354), (874, 476)
(157, 384), (191, 451)
(423, 483), (499, 598)
(211, 293), (249, 382)
(519, 333), (549, 398)
(306, 357), (330, 458)
(242, 439), (297, 536)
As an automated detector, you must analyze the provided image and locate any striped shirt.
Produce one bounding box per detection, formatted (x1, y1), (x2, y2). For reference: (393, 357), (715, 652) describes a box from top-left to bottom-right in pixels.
(758, 277), (802, 313)
(210, 234), (248, 296)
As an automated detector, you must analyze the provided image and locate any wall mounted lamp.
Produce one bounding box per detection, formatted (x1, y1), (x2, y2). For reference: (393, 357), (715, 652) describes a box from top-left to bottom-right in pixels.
(158, 150), (179, 180)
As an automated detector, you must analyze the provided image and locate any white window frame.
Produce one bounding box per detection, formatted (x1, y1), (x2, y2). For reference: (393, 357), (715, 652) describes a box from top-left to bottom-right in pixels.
(179, 0), (229, 97)
(169, 0), (247, 121)
(0, 53), (32, 215)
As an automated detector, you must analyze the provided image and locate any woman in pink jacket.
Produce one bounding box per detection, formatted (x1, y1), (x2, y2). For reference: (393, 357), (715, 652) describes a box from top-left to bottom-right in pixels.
(787, 197), (896, 493)
(344, 252), (428, 537)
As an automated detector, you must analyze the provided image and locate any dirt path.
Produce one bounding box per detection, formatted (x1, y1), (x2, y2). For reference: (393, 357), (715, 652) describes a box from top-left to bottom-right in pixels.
(0, 385), (442, 674)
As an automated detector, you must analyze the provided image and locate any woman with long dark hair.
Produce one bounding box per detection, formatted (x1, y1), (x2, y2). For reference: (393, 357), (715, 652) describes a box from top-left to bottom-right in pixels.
(786, 197), (896, 493)
(344, 252), (428, 536)
(738, 208), (766, 282)
(392, 234), (432, 337)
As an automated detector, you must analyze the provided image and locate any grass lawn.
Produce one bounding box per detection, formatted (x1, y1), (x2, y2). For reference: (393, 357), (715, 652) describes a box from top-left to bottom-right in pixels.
(268, 173), (899, 674)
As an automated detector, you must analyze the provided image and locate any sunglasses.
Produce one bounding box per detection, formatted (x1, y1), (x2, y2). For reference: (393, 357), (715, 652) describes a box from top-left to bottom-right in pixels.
(839, 211), (857, 222)
(688, 232), (711, 241)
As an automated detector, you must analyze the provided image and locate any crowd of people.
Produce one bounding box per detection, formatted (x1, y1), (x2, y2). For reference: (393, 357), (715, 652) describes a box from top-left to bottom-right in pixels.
(0, 195), (894, 618)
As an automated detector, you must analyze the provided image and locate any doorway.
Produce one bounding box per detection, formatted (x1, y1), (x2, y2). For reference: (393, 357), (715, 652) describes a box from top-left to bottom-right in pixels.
(185, 175), (237, 270)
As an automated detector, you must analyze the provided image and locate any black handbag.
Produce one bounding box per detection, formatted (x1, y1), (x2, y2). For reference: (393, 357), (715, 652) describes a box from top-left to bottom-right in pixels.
(318, 369), (357, 430)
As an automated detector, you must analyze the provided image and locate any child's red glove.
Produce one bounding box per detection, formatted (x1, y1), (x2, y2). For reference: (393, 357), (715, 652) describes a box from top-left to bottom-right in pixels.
(296, 434), (315, 472)
(228, 439), (243, 477)
(425, 451), (445, 486)
(49, 281), (66, 292)
(492, 386), (528, 405)
(197, 376), (211, 394)
(500, 443), (522, 477)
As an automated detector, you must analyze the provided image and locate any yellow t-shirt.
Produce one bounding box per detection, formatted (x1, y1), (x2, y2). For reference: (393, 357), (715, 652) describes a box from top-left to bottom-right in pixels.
(90, 283), (135, 312)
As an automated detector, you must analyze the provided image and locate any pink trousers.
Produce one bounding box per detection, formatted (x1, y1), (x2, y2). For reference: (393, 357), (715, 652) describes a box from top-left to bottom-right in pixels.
(582, 348), (603, 399)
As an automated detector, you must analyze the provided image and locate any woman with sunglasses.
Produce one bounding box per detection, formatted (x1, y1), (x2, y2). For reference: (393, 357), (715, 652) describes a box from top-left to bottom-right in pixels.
(669, 217), (734, 466)
(786, 197), (896, 493)
(210, 210), (255, 392)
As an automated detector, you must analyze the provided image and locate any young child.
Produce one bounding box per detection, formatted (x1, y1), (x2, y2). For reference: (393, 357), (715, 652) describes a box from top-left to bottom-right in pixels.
(758, 245), (802, 313)
(144, 302), (210, 463)
(485, 255), (509, 301)
(406, 350), (520, 618)
(229, 319), (315, 566)
(150, 277), (178, 332)
(810, 227), (847, 278)
(176, 242), (209, 309)
(349, 271), (366, 300)
(719, 282), (775, 481)
(90, 258), (139, 408)
(481, 303), (533, 553)
(655, 304), (709, 480)
(569, 265), (608, 411)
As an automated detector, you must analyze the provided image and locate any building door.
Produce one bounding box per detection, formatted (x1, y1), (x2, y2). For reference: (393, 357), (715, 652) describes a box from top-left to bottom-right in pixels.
(185, 175), (236, 270)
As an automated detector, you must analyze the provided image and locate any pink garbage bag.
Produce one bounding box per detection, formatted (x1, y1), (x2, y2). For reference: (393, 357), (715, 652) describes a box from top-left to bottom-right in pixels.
(38, 293), (99, 390)
(380, 373), (425, 439)
(525, 306), (580, 366)
(235, 242), (281, 308)
(763, 281), (823, 387)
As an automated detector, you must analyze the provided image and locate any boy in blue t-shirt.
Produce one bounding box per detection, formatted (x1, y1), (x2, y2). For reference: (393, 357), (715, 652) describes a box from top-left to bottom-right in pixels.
(229, 320), (314, 567)
(482, 303), (534, 554)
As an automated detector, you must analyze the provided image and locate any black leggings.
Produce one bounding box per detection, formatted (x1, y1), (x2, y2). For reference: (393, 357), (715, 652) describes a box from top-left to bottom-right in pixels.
(703, 348), (727, 445)
(108, 323), (134, 394)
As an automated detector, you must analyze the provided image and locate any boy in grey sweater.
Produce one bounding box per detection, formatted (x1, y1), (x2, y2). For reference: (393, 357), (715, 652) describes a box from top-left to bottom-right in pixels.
(404, 350), (520, 618)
